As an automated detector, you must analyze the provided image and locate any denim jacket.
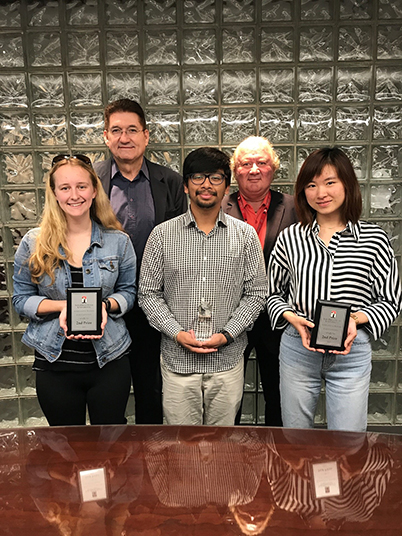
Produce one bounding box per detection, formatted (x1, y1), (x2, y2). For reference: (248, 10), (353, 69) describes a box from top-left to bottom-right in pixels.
(12, 221), (136, 368)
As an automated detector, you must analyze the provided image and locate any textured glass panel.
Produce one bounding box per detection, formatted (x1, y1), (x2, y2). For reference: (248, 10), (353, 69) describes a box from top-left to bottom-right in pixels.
(298, 68), (333, 103)
(0, 297), (10, 327)
(70, 112), (104, 145)
(223, 0), (255, 22)
(370, 360), (395, 390)
(184, 109), (218, 145)
(107, 72), (141, 103)
(261, 29), (293, 62)
(221, 109), (256, 143)
(379, 1), (402, 19)
(0, 34), (24, 67)
(300, 27), (333, 61)
(0, 333), (13, 365)
(147, 149), (181, 173)
(340, 145), (368, 179)
(37, 152), (61, 179)
(373, 106), (402, 140)
(35, 114), (67, 146)
(336, 106), (370, 141)
(66, 0), (98, 25)
(222, 28), (255, 63)
(0, 114), (30, 146)
(106, 32), (139, 66)
(17, 365), (36, 396)
(260, 69), (294, 103)
(338, 26), (372, 60)
(30, 74), (64, 108)
(368, 393), (392, 423)
(0, 74), (26, 110)
(222, 70), (256, 104)
(240, 392), (256, 424)
(27, 1), (59, 26)
(0, 262), (6, 292)
(372, 145), (402, 179)
(375, 67), (402, 101)
(0, 366), (16, 396)
(301, 0), (332, 19)
(9, 227), (29, 254)
(0, 399), (19, 428)
(68, 73), (102, 107)
(183, 29), (216, 65)
(183, 71), (218, 105)
(67, 32), (100, 66)
(1, 153), (34, 185)
(28, 32), (62, 66)
(184, 0), (215, 23)
(145, 72), (179, 105)
(7, 191), (37, 222)
(244, 359), (256, 391)
(275, 146), (293, 182)
(147, 111), (180, 144)
(370, 184), (401, 217)
(262, 0), (292, 20)
(260, 108), (294, 142)
(373, 220), (401, 253)
(21, 397), (47, 427)
(145, 30), (178, 65)
(0, 2), (21, 27)
(340, 0), (372, 19)
(105, 0), (137, 24)
(336, 67), (371, 102)
(297, 107), (332, 141)
(144, 0), (176, 24)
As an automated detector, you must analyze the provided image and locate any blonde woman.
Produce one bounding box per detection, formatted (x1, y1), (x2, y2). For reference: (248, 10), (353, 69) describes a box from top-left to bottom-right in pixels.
(13, 155), (136, 426)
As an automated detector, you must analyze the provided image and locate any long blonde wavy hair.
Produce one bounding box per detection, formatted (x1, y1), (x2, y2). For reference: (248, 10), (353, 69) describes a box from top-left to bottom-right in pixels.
(29, 157), (123, 284)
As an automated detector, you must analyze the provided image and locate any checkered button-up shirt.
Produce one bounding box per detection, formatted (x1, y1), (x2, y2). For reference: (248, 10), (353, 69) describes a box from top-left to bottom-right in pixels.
(138, 208), (268, 374)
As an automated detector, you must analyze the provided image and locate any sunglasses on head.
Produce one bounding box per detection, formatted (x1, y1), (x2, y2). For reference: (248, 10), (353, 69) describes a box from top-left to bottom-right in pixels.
(51, 154), (93, 167)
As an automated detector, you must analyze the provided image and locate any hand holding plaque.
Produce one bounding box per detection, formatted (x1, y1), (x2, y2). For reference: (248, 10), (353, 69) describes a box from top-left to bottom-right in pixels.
(67, 287), (102, 336)
(310, 299), (351, 351)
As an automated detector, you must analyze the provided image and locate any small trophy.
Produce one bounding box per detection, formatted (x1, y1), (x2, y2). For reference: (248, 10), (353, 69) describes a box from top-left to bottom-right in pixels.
(192, 298), (213, 341)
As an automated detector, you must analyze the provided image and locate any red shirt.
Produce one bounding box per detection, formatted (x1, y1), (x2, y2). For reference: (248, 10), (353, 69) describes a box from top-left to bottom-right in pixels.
(237, 191), (271, 248)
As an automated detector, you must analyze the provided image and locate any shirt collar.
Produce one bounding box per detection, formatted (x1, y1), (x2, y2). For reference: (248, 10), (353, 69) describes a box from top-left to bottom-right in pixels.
(111, 158), (149, 181)
(311, 219), (360, 241)
(183, 207), (228, 228)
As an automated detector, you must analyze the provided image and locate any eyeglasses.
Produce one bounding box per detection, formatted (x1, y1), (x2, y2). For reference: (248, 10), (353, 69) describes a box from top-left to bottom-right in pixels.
(51, 154), (93, 167)
(238, 161), (271, 169)
(188, 173), (226, 186)
(108, 127), (145, 138)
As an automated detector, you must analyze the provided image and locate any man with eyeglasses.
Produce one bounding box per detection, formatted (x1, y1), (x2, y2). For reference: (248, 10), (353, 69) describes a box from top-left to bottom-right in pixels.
(222, 136), (297, 426)
(138, 147), (267, 425)
(94, 99), (187, 424)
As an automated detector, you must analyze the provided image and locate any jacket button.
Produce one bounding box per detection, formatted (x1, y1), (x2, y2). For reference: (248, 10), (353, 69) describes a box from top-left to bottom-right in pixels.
(110, 262), (114, 269)
(85, 269), (91, 274)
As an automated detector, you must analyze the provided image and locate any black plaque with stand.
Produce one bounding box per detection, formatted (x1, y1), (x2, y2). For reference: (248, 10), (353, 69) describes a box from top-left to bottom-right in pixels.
(310, 299), (351, 351)
(67, 287), (102, 336)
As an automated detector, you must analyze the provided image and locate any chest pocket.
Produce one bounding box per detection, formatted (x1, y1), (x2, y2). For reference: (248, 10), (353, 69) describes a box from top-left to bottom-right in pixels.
(98, 258), (119, 293)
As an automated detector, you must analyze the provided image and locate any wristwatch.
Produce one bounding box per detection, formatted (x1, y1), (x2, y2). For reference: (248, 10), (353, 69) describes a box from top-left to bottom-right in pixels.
(350, 313), (360, 325)
(220, 330), (234, 346)
(103, 298), (111, 314)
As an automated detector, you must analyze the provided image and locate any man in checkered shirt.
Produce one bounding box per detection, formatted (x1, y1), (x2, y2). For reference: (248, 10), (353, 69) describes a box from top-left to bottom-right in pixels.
(139, 147), (267, 425)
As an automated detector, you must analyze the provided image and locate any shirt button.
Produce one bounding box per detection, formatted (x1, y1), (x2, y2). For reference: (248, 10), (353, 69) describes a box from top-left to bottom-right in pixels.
(202, 277), (206, 282)
(85, 269), (91, 274)
(203, 256), (207, 261)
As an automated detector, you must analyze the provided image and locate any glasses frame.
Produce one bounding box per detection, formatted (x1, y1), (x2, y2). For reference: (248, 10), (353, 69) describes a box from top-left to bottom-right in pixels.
(108, 127), (146, 138)
(51, 154), (93, 168)
(188, 172), (226, 186)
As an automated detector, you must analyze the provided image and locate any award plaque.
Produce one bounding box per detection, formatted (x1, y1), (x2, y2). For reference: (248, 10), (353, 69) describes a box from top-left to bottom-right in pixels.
(67, 287), (102, 336)
(310, 299), (351, 351)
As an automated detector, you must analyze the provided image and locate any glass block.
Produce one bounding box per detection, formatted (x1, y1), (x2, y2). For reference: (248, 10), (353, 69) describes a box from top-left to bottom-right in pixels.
(146, 149), (181, 173)
(105, 0), (137, 24)
(336, 67), (371, 102)
(0, 2), (21, 27)
(0, 399), (19, 428)
(375, 67), (402, 101)
(16, 364), (36, 396)
(373, 220), (401, 253)
(222, 28), (255, 63)
(0, 296), (10, 327)
(27, 1), (59, 26)
(223, 0), (255, 22)
(298, 68), (333, 103)
(260, 108), (294, 142)
(66, 0), (98, 25)
(14, 332), (34, 363)
(257, 392), (265, 424)
(107, 72), (141, 103)
(340, 0), (372, 19)
(184, 0), (215, 23)
(314, 393), (325, 424)
(336, 106), (370, 141)
(68, 74), (102, 107)
(222, 70), (256, 104)
(0, 333), (13, 365)
(34, 114), (67, 146)
(183, 29), (216, 65)
(67, 32), (100, 66)
(28, 32), (62, 66)
(9, 227), (29, 254)
(379, 0), (402, 19)
(260, 72), (294, 109)
(261, 29), (293, 62)
(183, 71), (218, 105)
(367, 393), (392, 423)
(145, 30), (178, 65)
(370, 360), (395, 390)
(244, 358), (256, 391)
(396, 394), (402, 422)
(0, 114), (31, 146)
(147, 111), (180, 144)
(297, 108), (332, 142)
(262, 0), (293, 20)
(377, 25), (402, 59)
(0, 262), (6, 292)
(274, 146), (293, 182)
(373, 106), (402, 140)
(36, 152), (61, 179)
(70, 112), (104, 145)
(144, 0), (176, 24)
(370, 184), (401, 217)
(0, 153), (34, 185)
(340, 145), (368, 179)
(145, 72), (179, 106)
(221, 109), (256, 144)
(0, 74), (27, 108)
(125, 392), (135, 424)
(0, 366), (17, 397)
(183, 109), (218, 145)
(0, 34), (24, 67)
(7, 191), (37, 222)
(30, 74), (64, 108)
(297, 147), (321, 173)
(338, 26), (372, 61)
(240, 392), (256, 424)
(372, 145), (402, 179)
(106, 31), (139, 66)
(300, 27), (333, 61)
(301, 0), (332, 19)
(21, 397), (47, 427)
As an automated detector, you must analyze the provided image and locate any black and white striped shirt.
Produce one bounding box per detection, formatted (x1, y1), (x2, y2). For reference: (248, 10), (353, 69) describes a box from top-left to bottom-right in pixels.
(267, 220), (401, 340)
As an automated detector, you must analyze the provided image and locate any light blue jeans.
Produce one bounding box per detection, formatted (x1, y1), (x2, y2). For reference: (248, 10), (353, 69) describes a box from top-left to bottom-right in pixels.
(280, 324), (372, 432)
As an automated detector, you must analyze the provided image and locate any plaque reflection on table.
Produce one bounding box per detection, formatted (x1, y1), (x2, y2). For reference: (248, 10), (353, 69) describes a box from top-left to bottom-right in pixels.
(67, 287), (102, 336)
(310, 299), (351, 351)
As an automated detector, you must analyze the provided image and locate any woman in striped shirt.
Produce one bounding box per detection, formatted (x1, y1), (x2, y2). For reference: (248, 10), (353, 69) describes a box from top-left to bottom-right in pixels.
(267, 148), (401, 432)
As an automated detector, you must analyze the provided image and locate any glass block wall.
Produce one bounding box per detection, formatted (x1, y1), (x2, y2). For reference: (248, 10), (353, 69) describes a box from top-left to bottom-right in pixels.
(0, 0), (401, 427)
